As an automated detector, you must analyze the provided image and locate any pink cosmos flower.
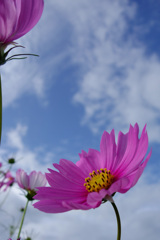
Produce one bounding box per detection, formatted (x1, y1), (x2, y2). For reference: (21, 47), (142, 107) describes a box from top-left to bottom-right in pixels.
(0, 171), (15, 191)
(0, 0), (44, 46)
(34, 123), (152, 213)
(16, 169), (47, 193)
(8, 238), (20, 240)
(4, 171), (15, 189)
(0, 0), (44, 65)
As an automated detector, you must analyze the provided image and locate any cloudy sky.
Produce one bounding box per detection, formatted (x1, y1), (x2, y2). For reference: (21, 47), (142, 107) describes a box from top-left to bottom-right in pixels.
(0, 0), (160, 239)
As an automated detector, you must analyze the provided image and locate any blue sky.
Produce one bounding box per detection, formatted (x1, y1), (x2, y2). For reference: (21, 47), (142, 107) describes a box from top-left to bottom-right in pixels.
(0, 0), (160, 239)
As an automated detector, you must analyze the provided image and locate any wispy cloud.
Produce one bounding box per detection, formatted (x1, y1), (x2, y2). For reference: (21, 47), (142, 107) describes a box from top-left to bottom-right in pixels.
(55, 0), (160, 142)
(1, 123), (52, 172)
(1, 47), (47, 108)
(1, 123), (78, 172)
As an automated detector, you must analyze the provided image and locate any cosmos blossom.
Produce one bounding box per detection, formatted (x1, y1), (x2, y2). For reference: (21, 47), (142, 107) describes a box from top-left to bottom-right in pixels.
(16, 169), (47, 195)
(0, 0), (44, 65)
(34, 123), (152, 213)
(0, 0), (44, 46)
(0, 171), (15, 191)
(8, 239), (20, 240)
(3, 171), (15, 189)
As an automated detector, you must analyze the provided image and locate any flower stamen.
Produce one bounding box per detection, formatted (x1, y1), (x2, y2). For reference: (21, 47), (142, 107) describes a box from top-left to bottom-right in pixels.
(84, 168), (114, 192)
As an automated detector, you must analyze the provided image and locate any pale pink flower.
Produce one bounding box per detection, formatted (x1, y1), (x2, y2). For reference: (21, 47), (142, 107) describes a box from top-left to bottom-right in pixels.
(0, 171), (15, 191)
(34, 123), (152, 213)
(16, 169), (47, 192)
(8, 238), (20, 240)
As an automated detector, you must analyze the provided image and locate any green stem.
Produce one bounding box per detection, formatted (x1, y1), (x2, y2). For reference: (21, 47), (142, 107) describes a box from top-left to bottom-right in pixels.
(17, 199), (29, 239)
(111, 202), (121, 240)
(0, 187), (11, 208)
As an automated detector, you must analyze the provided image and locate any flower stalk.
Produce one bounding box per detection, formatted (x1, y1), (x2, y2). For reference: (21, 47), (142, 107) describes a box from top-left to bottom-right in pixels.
(17, 199), (29, 239)
(111, 202), (121, 240)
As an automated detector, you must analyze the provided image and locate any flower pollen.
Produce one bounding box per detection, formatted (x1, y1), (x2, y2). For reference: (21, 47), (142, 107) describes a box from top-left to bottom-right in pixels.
(84, 168), (114, 192)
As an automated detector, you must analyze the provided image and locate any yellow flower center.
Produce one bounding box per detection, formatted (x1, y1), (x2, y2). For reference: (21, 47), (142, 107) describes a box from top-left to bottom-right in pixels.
(84, 168), (114, 192)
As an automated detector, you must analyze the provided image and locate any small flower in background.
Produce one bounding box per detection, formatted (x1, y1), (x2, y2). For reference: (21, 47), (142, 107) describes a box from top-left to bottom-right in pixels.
(3, 171), (15, 190)
(0, 159), (16, 191)
(16, 169), (47, 200)
(0, 0), (44, 65)
(0, 171), (15, 191)
(34, 123), (152, 213)
(8, 238), (20, 240)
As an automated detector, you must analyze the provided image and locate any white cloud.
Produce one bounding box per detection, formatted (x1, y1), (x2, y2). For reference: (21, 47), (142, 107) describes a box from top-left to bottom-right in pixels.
(51, 0), (159, 142)
(1, 123), (77, 173)
(6, 124), (27, 150)
(1, 124), (50, 172)
(1, 47), (48, 108)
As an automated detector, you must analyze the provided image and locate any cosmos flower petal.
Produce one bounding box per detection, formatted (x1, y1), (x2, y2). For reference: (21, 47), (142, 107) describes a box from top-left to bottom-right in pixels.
(33, 200), (70, 213)
(62, 201), (92, 210)
(120, 150), (152, 193)
(53, 159), (86, 183)
(107, 150), (151, 195)
(114, 131), (128, 167)
(76, 150), (94, 175)
(21, 172), (29, 189)
(0, 0), (44, 44)
(115, 124), (139, 174)
(34, 187), (87, 200)
(115, 125), (149, 177)
(12, 0), (44, 41)
(29, 171), (47, 190)
(101, 178), (130, 196)
(100, 129), (116, 170)
(76, 149), (101, 175)
(16, 169), (29, 189)
(87, 190), (107, 207)
(46, 169), (85, 190)
(123, 125), (148, 174)
(0, 0), (18, 42)
(28, 171), (37, 189)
